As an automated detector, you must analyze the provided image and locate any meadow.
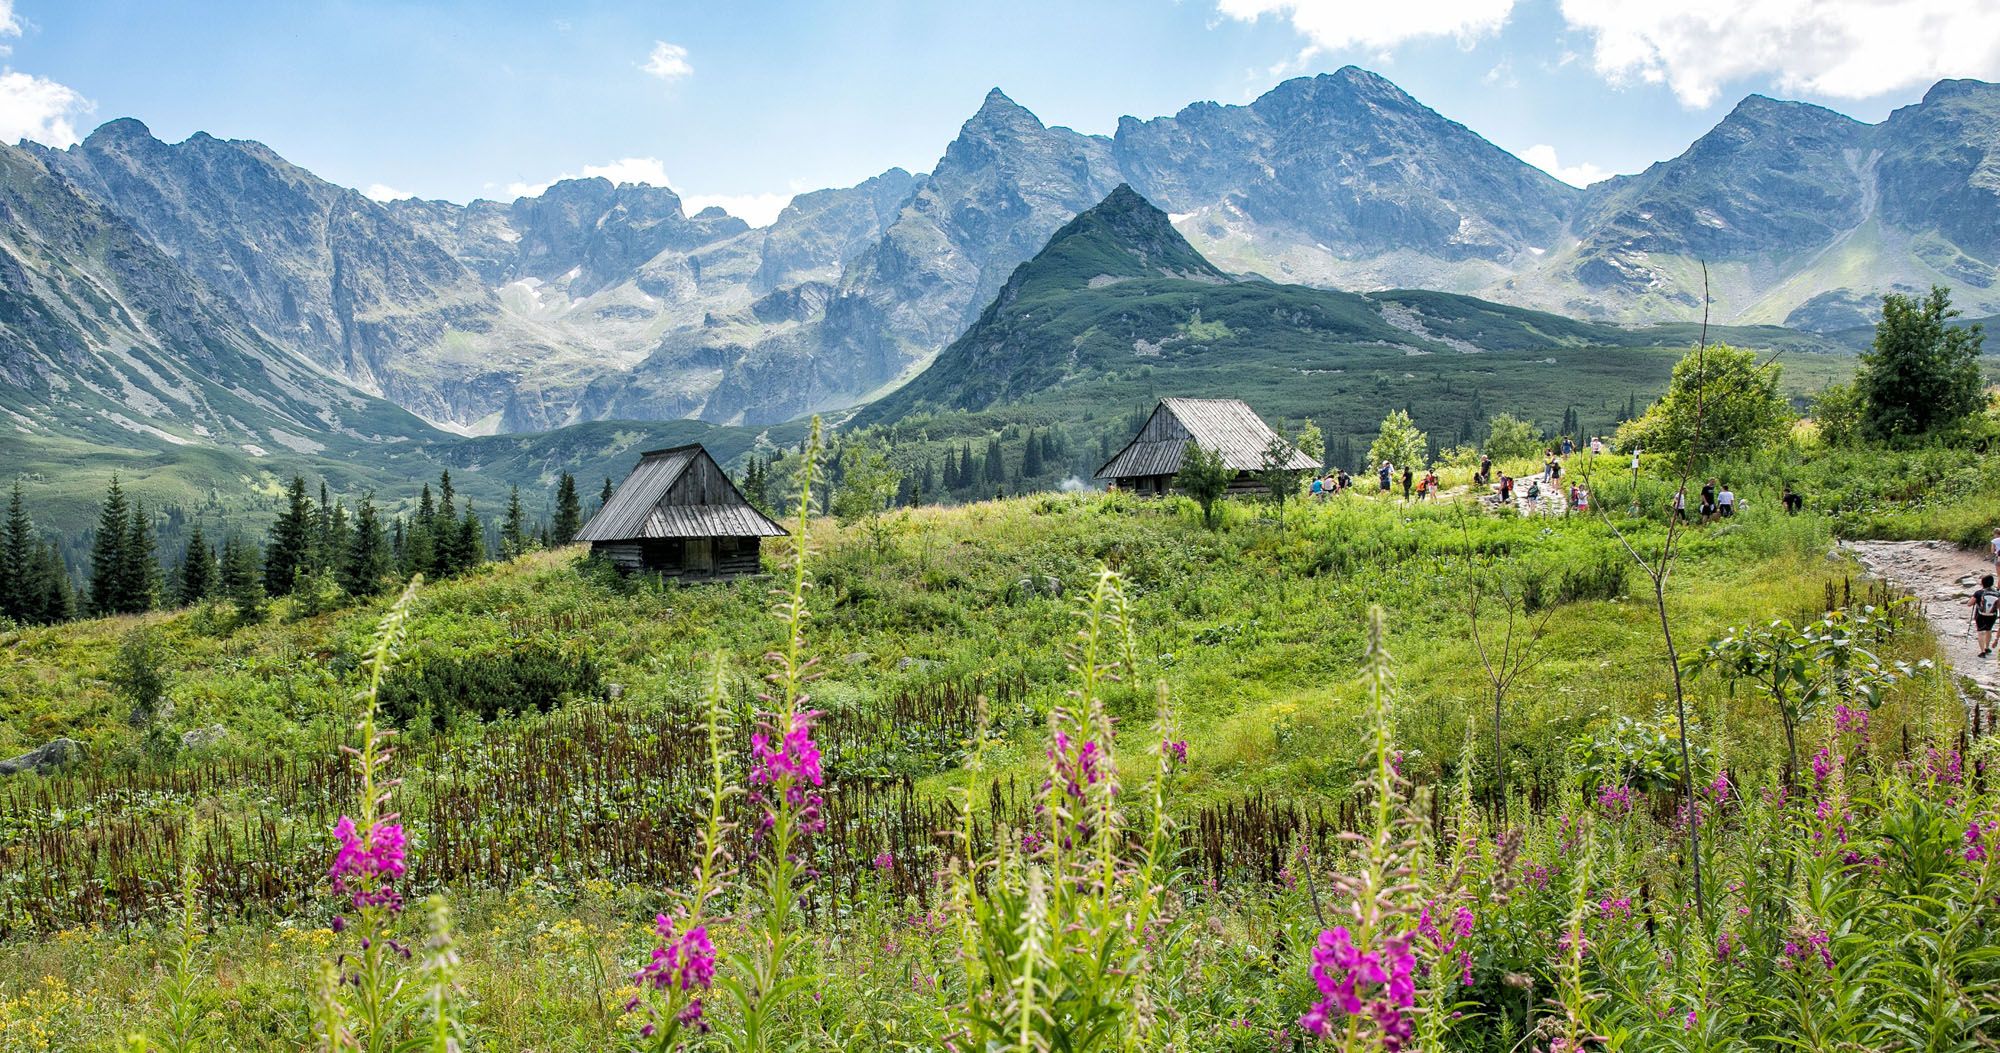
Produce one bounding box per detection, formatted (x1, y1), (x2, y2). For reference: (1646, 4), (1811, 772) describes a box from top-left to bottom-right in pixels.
(1, 437), (1996, 1051)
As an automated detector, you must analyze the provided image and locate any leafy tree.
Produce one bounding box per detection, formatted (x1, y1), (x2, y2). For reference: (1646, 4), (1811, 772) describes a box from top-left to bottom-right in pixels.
(1295, 418), (1326, 468)
(1857, 285), (1985, 440)
(1809, 383), (1866, 447)
(88, 476), (133, 616)
(178, 523), (217, 606)
(1, 483), (32, 622)
(343, 494), (393, 596)
(552, 473), (583, 545)
(1258, 436), (1307, 508)
(501, 486), (530, 559)
(1483, 413), (1543, 462)
(113, 627), (169, 728)
(832, 441), (905, 554)
(264, 476), (314, 597)
(1176, 441), (1233, 529)
(1366, 409), (1429, 471)
(1613, 343), (1789, 461)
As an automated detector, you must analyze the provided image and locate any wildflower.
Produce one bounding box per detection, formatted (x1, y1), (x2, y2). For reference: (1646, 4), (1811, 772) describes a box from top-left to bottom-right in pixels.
(328, 816), (407, 912)
(1810, 748), (1833, 788)
(1715, 932), (1738, 962)
(1595, 784), (1635, 816)
(1965, 820), (2000, 864)
(749, 709), (827, 833)
(634, 916), (717, 994)
(1298, 927), (1416, 1049)
(872, 851), (894, 871)
(1596, 896), (1633, 921)
(1417, 902), (1476, 985)
(1834, 705), (1868, 734)
(1707, 772), (1731, 804)
(1779, 927), (1834, 971)
(1926, 747), (1963, 787)
(1683, 1008), (1696, 1030)
(1164, 738), (1188, 766)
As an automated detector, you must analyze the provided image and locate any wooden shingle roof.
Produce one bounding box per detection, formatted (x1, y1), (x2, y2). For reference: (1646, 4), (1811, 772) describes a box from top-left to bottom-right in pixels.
(1094, 398), (1316, 480)
(576, 444), (787, 542)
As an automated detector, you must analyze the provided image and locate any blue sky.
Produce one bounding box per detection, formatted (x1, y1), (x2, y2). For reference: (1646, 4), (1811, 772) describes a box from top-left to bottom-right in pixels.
(3, 0), (1996, 224)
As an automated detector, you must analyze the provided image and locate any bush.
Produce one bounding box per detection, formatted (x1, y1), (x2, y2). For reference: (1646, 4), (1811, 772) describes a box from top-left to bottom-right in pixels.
(378, 643), (606, 731)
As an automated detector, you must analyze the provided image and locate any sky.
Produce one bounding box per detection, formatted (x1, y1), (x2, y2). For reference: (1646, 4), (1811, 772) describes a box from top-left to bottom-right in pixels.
(2, 0), (1997, 226)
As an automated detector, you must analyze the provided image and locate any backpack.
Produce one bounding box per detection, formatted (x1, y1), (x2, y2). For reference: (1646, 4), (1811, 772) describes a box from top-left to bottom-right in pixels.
(1980, 589), (2000, 617)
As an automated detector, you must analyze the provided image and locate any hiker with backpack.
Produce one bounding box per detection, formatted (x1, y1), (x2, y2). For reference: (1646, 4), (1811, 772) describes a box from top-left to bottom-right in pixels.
(1973, 574), (2000, 659)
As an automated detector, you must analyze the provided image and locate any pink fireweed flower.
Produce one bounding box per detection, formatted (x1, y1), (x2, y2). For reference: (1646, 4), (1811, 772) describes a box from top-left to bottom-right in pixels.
(873, 851), (894, 871)
(1595, 784), (1635, 817)
(1834, 705), (1868, 734)
(328, 816), (407, 911)
(1965, 820), (2000, 864)
(1417, 903), (1477, 986)
(1715, 932), (1739, 963)
(1596, 897), (1633, 921)
(635, 915), (717, 995)
(749, 709), (827, 834)
(1810, 748), (1833, 788)
(1164, 739), (1188, 766)
(1780, 928), (1834, 971)
(1684, 1008), (1697, 1030)
(1298, 927), (1416, 1050)
(1927, 747), (1963, 787)
(1707, 772), (1731, 804)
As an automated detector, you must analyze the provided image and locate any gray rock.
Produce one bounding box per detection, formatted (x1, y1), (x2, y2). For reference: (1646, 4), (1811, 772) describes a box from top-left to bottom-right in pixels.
(0, 737), (83, 776)
(840, 652), (875, 666)
(897, 657), (939, 672)
(180, 724), (230, 750)
(606, 682), (625, 702)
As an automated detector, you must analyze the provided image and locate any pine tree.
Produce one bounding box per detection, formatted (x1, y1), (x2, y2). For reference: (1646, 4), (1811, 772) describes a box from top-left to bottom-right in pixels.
(2, 482), (32, 622)
(984, 437), (1005, 486)
(343, 493), (391, 596)
(34, 542), (72, 623)
(119, 501), (159, 613)
(178, 523), (216, 606)
(552, 473), (582, 545)
(457, 505), (486, 571)
(1022, 430), (1044, 478)
(433, 474), (458, 579)
(957, 445), (974, 490)
(264, 476), (313, 596)
(88, 476), (132, 616)
(405, 485), (436, 577)
(221, 535), (264, 624)
(600, 476), (614, 511)
(501, 486), (529, 558)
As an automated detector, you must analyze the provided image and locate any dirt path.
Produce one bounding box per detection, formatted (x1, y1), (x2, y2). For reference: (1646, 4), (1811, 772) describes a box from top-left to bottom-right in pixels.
(1842, 540), (2000, 704)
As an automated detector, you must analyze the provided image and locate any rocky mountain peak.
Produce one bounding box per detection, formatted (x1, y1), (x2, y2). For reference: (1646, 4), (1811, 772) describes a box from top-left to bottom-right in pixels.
(962, 87), (1048, 138)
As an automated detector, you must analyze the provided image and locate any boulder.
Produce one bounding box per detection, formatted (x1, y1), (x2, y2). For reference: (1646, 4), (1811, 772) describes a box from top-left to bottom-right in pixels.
(840, 652), (875, 666)
(0, 737), (83, 776)
(180, 724), (230, 750)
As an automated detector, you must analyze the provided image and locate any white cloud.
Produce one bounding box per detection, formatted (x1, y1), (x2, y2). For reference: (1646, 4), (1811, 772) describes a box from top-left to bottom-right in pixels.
(0, 68), (91, 147)
(1559, 0), (2000, 107)
(364, 183), (413, 202)
(1520, 144), (1614, 187)
(681, 191), (792, 227)
(1214, 0), (1516, 54)
(641, 40), (692, 80)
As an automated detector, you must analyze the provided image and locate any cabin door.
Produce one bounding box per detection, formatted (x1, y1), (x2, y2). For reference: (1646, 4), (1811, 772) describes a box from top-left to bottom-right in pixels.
(686, 538), (715, 574)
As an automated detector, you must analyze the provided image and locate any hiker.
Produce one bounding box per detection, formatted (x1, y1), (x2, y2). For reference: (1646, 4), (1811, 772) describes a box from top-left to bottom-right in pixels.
(1717, 483), (1736, 518)
(1421, 470), (1439, 500)
(1974, 574), (2000, 658)
(1561, 436), (1575, 457)
(1337, 469), (1352, 492)
(1782, 485), (1803, 515)
(1401, 466), (1414, 501)
(1700, 479), (1718, 522)
(1567, 482), (1581, 514)
(1671, 486), (1687, 523)
(1524, 479), (1542, 515)
(1311, 475), (1324, 500)
(1480, 454), (1492, 483)
(1379, 462), (1393, 493)
(1499, 475), (1514, 503)
(1574, 486), (1589, 513)
(1590, 436), (1604, 456)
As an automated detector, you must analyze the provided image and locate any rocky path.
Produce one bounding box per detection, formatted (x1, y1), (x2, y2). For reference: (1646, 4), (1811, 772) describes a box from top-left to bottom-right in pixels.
(1842, 540), (2000, 704)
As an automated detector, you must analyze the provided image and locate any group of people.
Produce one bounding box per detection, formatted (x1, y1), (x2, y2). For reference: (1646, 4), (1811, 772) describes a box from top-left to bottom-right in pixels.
(1308, 469), (1354, 498)
(1974, 530), (2000, 659)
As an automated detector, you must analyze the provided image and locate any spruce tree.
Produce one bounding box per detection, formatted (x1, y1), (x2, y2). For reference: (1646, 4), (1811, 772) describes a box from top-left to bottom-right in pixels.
(501, 486), (528, 558)
(265, 476), (313, 596)
(984, 437), (1006, 485)
(599, 477), (614, 511)
(178, 523), (216, 606)
(34, 542), (72, 623)
(957, 445), (974, 490)
(119, 501), (159, 613)
(457, 505), (485, 570)
(552, 473), (582, 545)
(221, 535), (264, 624)
(2, 482), (32, 622)
(1022, 430), (1044, 478)
(343, 493), (391, 596)
(406, 485), (436, 577)
(88, 476), (132, 616)
(432, 474), (458, 578)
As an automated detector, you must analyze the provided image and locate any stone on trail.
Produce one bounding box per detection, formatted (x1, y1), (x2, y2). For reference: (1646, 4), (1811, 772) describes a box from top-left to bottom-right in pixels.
(180, 725), (230, 750)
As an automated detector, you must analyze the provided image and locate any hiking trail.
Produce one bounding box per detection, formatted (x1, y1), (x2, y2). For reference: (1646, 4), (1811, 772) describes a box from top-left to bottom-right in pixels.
(1842, 540), (2000, 704)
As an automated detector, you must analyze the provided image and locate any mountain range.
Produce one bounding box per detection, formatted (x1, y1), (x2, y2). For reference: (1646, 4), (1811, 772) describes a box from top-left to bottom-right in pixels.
(2, 66), (1996, 517)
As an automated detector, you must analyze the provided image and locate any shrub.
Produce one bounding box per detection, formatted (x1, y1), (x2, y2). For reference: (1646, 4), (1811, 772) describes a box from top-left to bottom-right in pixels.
(378, 643), (606, 731)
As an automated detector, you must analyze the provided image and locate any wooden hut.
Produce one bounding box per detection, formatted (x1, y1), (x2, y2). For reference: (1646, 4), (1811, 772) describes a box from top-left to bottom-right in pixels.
(576, 444), (786, 581)
(1094, 397), (1316, 496)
